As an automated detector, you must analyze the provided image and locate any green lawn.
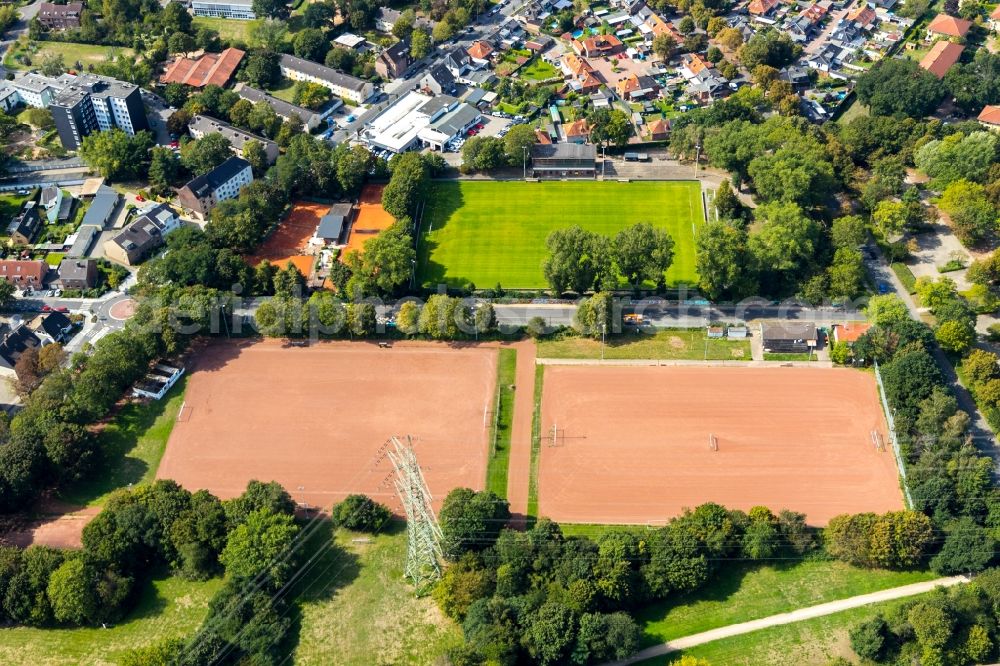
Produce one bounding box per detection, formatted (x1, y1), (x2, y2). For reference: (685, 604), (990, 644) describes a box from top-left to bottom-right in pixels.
(635, 559), (938, 648)
(268, 78), (298, 103)
(486, 348), (517, 497)
(192, 16), (255, 43)
(417, 181), (703, 289)
(0, 193), (29, 220)
(59, 378), (186, 507)
(0, 574), (220, 664)
(291, 523), (462, 664)
(764, 352), (815, 362)
(526, 364), (544, 523)
(3, 41), (134, 71)
(649, 592), (939, 666)
(44, 252), (65, 267)
(521, 57), (559, 81)
(537, 330), (750, 361)
(891, 262), (918, 294)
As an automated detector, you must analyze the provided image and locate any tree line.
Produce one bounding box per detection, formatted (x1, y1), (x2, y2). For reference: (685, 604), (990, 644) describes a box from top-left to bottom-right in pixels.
(432, 487), (942, 664)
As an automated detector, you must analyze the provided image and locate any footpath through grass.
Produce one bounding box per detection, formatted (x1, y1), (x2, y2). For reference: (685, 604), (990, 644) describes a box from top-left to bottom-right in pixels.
(486, 348), (517, 497)
(0, 574), (220, 664)
(537, 329), (751, 361)
(636, 559), (936, 647)
(651, 593), (936, 666)
(59, 378), (186, 507)
(291, 523), (462, 665)
(417, 180), (702, 289)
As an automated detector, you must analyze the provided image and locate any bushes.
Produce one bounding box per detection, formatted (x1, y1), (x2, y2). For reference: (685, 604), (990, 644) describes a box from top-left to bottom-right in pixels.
(332, 494), (391, 532)
(440, 505), (815, 663)
(439, 488), (511, 561)
(825, 511), (933, 569)
(849, 583), (997, 666)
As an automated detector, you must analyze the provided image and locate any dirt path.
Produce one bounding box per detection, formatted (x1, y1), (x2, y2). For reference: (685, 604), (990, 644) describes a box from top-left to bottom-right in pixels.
(604, 576), (968, 665)
(506, 340), (536, 527)
(5, 504), (100, 549)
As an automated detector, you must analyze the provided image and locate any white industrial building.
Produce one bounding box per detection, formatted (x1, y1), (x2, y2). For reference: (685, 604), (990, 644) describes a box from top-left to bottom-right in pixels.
(361, 91), (481, 154)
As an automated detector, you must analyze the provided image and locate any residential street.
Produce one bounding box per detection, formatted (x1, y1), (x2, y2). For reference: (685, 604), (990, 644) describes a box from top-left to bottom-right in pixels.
(867, 244), (999, 461)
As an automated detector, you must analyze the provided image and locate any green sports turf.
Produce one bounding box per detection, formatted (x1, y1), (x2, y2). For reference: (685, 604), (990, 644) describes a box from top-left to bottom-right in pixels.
(416, 181), (703, 289)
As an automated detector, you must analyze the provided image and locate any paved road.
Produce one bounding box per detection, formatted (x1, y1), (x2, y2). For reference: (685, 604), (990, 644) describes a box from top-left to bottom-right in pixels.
(605, 576), (969, 666)
(0, 0), (40, 78)
(493, 301), (865, 330)
(867, 244), (999, 459)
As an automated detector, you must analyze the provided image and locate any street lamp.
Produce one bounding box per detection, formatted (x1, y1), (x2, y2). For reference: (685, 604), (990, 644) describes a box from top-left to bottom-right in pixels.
(601, 323), (606, 361)
(522, 145), (528, 180)
(694, 143), (701, 178)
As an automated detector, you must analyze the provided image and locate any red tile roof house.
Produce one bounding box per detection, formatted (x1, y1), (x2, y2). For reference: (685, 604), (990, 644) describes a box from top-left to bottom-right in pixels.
(979, 105), (1000, 130)
(832, 322), (871, 345)
(919, 40), (964, 79)
(572, 34), (625, 58)
(0, 260), (48, 290)
(925, 13), (972, 41)
(563, 119), (591, 143)
(645, 117), (670, 140)
(748, 0), (780, 16)
(991, 5), (1000, 32)
(160, 47), (245, 88)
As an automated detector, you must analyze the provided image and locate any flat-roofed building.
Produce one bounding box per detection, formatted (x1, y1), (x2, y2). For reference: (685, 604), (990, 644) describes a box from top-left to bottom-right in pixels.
(191, 0), (255, 19)
(361, 90), (481, 153)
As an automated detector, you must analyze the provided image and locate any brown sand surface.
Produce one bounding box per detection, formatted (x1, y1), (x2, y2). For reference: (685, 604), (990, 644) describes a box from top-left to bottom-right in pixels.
(538, 366), (903, 526)
(157, 340), (498, 512)
(247, 200), (326, 276)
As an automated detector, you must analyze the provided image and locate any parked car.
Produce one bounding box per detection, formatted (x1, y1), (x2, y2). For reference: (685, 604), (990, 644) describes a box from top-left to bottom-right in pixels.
(56, 306), (68, 313)
(41, 305), (52, 312)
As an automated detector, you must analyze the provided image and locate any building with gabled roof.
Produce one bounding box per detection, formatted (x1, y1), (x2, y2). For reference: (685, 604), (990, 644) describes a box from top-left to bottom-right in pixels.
(278, 54), (374, 104)
(376, 40), (412, 80)
(6, 202), (42, 246)
(573, 34), (624, 57)
(176, 157), (253, 221)
(187, 115), (279, 164)
(847, 4), (876, 28)
(925, 13), (972, 40)
(563, 119), (591, 143)
(231, 82), (330, 130)
(37, 2), (82, 29)
(978, 105), (1000, 129)
(919, 40), (964, 79)
(467, 40), (495, 63)
(616, 73), (660, 100)
(160, 47), (245, 88)
(103, 204), (181, 266)
(0, 260), (47, 288)
(645, 117), (670, 140)
(748, 0), (779, 16)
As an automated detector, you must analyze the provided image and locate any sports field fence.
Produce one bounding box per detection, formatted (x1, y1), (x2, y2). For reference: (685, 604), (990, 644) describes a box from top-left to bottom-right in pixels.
(874, 361), (913, 508)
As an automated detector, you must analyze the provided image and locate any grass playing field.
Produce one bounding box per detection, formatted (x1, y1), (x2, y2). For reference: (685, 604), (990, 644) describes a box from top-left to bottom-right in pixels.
(416, 181), (703, 290)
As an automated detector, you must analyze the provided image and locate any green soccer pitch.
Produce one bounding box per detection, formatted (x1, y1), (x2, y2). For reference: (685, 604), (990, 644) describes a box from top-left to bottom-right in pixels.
(415, 180), (704, 290)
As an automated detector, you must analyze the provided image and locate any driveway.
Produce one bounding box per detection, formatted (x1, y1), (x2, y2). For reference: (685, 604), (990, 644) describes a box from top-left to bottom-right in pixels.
(907, 220), (973, 291)
(868, 244), (999, 461)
